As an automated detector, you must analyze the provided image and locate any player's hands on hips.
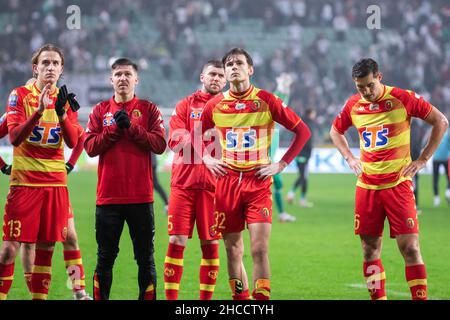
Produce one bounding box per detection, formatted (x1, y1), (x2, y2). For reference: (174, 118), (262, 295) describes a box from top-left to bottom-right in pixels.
(55, 85), (69, 117)
(38, 83), (52, 115)
(346, 155), (362, 176)
(114, 110), (131, 129)
(203, 154), (228, 178)
(256, 161), (287, 179)
(402, 159), (427, 178)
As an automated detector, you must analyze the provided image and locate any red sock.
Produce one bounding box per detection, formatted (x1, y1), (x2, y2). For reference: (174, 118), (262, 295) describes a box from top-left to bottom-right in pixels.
(63, 250), (86, 294)
(406, 264), (427, 300)
(252, 279), (271, 300)
(164, 243), (185, 300)
(0, 263), (14, 300)
(199, 243), (219, 300)
(31, 249), (54, 300)
(363, 259), (387, 300)
(24, 272), (32, 293)
(229, 279), (251, 300)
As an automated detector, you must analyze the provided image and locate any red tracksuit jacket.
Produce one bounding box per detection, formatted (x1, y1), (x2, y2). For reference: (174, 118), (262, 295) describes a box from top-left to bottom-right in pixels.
(169, 90), (216, 190)
(85, 96), (166, 205)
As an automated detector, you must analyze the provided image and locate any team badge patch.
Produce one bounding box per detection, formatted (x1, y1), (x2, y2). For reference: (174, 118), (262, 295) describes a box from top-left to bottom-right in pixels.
(131, 109), (142, 119)
(251, 100), (261, 111)
(103, 112), (115, 126)
(385, 100), (393, 111)
(369, 103), (379, 111)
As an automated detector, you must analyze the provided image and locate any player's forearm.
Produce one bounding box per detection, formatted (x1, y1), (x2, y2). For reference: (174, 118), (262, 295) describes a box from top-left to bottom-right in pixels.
(67, 134), (85, 166)
(128, 124), (167, 154)
(281, 120), (311, 165)
(84, 131), (116, 157)
(418, 115), (449, 162)
(9, 111), (42, 146)
(59, 116), (78, 148)
(330, 126), (354, 161)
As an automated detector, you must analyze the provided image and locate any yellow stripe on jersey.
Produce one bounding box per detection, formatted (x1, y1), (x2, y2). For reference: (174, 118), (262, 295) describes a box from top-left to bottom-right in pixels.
(73, 279), (86, 287)
(0, 276), (14, 281)
(376, 296), (387, 300)
(352, 108), (407, 128)
(362, 158), (410, 175)
(146, 284), (154, 292)
(213, 111), (272, 128)
(356, 176), (411, 190)
(0, 293), (7, 300)
(360, 130), (410, 152)
(13, 156), (66, 172)
(224, 156), (271, 167)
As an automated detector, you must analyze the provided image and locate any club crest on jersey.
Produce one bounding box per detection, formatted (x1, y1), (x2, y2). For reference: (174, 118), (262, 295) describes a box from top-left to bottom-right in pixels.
(8, 91), (18, 107)
(131, 109), (142, 119)
(235, 103), (246, 110)
(362, 125), (389, 148)
(190, 109), (202, 119)
(385, 100), (393, 111)
(226, 127), (256, 149)
(103, 112), (115, 126)
(251, 100), (261, 111)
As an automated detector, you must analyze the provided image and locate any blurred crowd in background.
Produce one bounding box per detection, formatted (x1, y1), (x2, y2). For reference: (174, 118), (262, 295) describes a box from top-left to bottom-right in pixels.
(1, 0), (449, 147)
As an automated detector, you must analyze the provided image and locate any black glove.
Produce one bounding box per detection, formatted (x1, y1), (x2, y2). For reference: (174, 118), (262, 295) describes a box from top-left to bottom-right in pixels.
(1, 164), (11, 175)
(65, 162), (74, 174)
(113, 110), (131, 129)
(67, 93), (81, 112)
(55, 85), (69, 116)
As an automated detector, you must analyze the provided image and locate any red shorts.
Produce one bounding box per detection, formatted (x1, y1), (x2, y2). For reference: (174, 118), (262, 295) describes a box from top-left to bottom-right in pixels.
(3, 186), (70, 243)
(355, 181), (418, 238)
(68, 201), (74, 219)
(168, 187), (221, 240)
(215, 169), (272, 233)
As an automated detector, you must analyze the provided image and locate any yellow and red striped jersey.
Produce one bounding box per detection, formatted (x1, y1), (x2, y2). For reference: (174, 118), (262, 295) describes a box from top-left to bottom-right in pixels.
(201, 85), (301, 171)
(6, 83), (79, 187)
(333, 85), (433, 190)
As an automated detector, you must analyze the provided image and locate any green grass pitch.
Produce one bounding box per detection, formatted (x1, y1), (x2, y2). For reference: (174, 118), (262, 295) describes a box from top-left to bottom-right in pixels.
(1, 171), (449, 300)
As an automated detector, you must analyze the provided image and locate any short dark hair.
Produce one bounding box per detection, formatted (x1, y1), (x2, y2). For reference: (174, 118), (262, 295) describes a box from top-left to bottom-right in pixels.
(352, 58), (379, 78)
(111, 58), (138, 72)
(222, 48), (253, 66)
(202, 60), (224, 72)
